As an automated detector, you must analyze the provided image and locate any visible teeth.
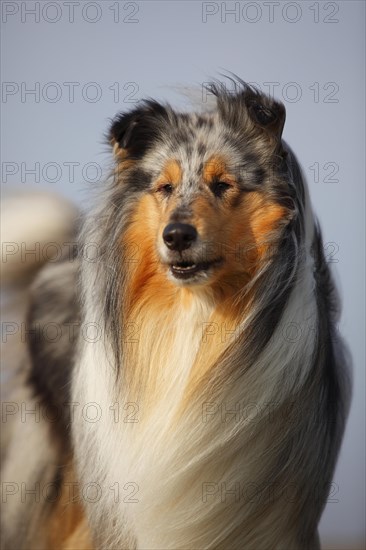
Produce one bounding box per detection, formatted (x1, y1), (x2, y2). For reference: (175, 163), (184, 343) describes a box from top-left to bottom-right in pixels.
(174, 263), (196, 270)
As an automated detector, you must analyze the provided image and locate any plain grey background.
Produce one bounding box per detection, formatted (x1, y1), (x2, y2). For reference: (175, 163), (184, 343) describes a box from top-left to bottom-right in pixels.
(1, 1), (365, 547)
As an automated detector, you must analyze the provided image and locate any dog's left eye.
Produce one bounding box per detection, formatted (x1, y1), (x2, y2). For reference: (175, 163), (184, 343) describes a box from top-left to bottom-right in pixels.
(212, 181), (231, 197)
(158, 184), (173, 195)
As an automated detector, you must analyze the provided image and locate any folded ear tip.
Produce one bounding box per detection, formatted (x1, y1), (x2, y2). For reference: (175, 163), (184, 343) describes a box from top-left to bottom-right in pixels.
(250, 103), (277, 126)
(120, 120), (138, 149)
(247, 97), (286, 139)
(108, 101), (169, 159)
(108, 107), (148, 154)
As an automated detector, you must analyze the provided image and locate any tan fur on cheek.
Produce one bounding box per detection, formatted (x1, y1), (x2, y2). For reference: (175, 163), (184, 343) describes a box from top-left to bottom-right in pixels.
(122, 194), (167, 308)
(247, 193), (288, 263)
(220, 191), (289, 276)
(121, 193), (180, 402)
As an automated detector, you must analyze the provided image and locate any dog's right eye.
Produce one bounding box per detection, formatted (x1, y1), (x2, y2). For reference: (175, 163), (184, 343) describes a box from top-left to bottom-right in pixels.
(158, 184), (173, 195)
(211, 181), (231, 197)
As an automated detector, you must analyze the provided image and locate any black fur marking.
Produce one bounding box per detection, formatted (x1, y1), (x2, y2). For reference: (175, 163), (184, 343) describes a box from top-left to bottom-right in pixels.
(123, 167), (152, 193)
(235, 157), (266, 188)
(109, 100), (172, 160)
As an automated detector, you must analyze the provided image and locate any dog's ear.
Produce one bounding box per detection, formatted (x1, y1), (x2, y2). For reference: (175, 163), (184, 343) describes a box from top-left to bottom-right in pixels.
(246, 96), (286, 140)
(209, 81), (286, 142)
(109, 100), (169, 159)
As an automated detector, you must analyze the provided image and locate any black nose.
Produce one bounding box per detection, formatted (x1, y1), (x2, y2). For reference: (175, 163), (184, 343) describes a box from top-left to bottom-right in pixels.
(163, 223), (197, 251)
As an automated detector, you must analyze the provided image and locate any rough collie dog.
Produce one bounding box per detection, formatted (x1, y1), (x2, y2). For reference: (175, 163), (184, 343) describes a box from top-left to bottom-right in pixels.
(1, 80), (351, 550)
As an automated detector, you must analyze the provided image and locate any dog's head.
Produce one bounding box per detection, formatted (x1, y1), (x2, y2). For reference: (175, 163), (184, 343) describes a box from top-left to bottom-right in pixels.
(109, 82), (295, 291)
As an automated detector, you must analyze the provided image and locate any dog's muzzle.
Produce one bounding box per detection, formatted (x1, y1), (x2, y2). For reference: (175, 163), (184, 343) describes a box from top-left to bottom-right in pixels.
(162, 223), (222, 282)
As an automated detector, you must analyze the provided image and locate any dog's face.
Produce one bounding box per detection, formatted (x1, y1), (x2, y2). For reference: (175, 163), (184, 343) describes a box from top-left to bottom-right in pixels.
(110, 86), (293, 290)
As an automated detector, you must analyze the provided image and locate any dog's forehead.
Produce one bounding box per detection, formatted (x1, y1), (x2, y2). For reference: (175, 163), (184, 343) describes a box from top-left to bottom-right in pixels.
(141, 110), (242, 185)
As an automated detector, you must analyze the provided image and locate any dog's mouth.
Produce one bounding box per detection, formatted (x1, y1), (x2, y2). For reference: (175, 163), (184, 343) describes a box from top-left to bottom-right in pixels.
(169, 258), (223, 280)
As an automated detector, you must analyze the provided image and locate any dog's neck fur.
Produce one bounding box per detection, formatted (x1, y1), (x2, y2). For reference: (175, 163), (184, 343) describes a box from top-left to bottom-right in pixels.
(73, 239), (321, 550)
(123, 270), (251, 416)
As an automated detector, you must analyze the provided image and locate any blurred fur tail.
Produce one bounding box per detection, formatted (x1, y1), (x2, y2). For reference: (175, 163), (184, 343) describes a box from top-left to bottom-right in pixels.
(0, 190), (78, 414)
(1, 190), (78, 285)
